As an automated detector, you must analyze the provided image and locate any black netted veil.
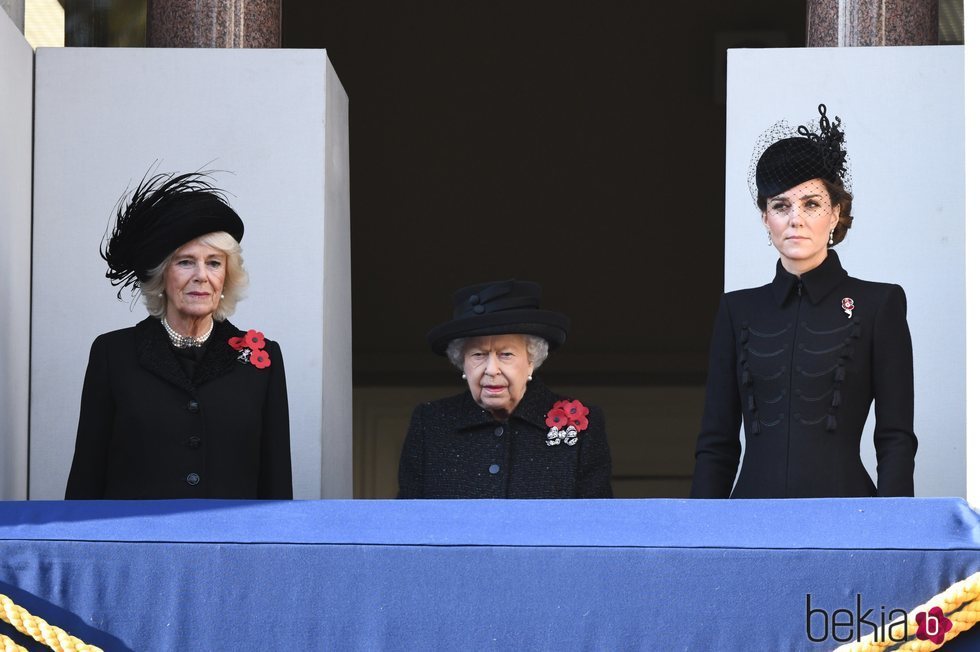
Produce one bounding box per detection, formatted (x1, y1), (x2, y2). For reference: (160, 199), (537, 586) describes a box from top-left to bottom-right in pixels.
(749, 104), (850, 203)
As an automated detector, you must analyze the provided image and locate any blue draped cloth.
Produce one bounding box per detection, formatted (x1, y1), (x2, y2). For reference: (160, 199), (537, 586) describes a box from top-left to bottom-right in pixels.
(1, 498), (978, 650)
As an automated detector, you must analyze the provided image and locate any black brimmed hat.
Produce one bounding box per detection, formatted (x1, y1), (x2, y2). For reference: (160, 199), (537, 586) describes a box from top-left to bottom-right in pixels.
(102, 171), (244, 296)
(426, 279), (570, 355)
(754, 103), (848, 199)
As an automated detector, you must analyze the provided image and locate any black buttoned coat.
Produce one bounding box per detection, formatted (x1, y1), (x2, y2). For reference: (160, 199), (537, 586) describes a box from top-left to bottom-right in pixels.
(691, 250), (917, 498)
(65, 316), (292, 499)
(397, 380), (613, 498)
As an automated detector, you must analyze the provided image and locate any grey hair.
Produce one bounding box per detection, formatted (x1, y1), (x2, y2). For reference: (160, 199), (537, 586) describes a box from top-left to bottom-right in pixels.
(446, 334), (550, 371)
(140, 231), (248, 321)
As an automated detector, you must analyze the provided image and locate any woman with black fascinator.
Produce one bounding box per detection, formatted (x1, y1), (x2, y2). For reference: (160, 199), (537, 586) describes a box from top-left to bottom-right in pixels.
(65, 171), (292, 499)
(691, 104), (917, 498)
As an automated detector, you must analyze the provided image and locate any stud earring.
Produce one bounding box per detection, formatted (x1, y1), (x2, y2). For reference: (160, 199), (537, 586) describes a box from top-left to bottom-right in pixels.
(767, 231), (772, 246)
(461, 373), (467, 380)
(220, 293), (225, 299)
(158, 292), (164, 297)
(527, 375), (533, 381)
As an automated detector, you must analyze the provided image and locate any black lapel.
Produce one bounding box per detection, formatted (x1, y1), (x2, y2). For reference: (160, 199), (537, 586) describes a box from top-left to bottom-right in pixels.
(136, 317), (196, 393)
(193, 319), (243, 387)
(135, 317), (243, 392)
(510, 381), (559, 433)
(451, 381), (560, 432)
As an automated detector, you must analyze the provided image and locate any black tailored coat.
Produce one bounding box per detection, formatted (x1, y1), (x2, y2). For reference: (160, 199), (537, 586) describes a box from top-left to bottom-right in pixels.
(65, 316), (292, 499)
(397, 380), (613, 498)
(691, 250), (917, 498)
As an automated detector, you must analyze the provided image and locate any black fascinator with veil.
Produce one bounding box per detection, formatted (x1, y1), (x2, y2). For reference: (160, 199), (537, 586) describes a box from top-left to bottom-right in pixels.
(751, 104), (850, 202)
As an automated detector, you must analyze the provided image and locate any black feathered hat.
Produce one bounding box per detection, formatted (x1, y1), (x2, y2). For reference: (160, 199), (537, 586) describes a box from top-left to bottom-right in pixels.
(102, 171), (244, 296)
(426, 279), (570, 355)
(755, 103), (848, 199)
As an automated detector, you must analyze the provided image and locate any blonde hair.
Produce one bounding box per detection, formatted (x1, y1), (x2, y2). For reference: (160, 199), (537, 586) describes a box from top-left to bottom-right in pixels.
(140, 231), (248, 321)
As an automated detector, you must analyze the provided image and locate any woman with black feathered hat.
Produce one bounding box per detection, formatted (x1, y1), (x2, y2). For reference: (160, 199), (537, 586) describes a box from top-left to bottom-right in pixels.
(690, 104), (917, 498)
(397, 280), (613, 498)
(65, 171), (292, 499)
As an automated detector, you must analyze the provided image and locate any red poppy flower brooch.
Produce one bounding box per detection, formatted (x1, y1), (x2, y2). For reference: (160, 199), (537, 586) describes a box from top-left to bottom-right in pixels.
(545, 399), (590, 446)
(228, 329), (272, 369)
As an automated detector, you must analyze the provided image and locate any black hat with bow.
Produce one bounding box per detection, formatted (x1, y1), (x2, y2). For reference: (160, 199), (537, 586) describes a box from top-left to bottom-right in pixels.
(426, 279), (570, 355)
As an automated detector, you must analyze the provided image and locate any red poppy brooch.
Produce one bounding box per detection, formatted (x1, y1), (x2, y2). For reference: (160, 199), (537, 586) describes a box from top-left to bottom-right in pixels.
(545, 399), (590, 446)
(228, 329), (272, 369)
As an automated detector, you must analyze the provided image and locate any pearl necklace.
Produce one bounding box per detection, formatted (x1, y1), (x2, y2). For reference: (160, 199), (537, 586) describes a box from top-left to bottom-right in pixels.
(162, 316), (213, 348)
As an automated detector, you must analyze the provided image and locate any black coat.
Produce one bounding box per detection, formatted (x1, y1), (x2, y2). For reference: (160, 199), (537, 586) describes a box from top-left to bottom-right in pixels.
(65, 316), (292, 499)
(691, 250), (917, 498)
(397, 380), (613, 498)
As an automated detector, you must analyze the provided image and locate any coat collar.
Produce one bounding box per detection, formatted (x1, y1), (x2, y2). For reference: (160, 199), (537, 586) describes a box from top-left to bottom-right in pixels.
(135, 316), (243, 392)
(770, 249), (849, 306)
(454, 379), (559, 432)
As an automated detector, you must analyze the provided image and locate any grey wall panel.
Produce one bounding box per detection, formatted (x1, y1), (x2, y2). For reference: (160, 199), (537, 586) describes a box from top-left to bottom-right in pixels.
(0, 10), (32, 499)
(726, 46), (964, 497)
(32, 48), (351, 499)
(321, 54), (353, 498)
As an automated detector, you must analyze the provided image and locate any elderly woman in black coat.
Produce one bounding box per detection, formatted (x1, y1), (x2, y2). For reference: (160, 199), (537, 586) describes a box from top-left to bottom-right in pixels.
(691, 104), (917, 499)
(65, 171), (292, 499)
(397, 280), (613, 498)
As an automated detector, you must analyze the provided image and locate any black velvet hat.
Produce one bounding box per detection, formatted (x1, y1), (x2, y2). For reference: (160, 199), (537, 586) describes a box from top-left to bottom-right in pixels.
(755, 104), (848, 199)
(426, 279), (570, 355)
(102, 171), (244, 295)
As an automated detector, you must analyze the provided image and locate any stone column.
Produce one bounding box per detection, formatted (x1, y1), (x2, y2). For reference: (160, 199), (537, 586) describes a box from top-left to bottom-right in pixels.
(807, 0), (938, 47)
(147, 0), (280, 48)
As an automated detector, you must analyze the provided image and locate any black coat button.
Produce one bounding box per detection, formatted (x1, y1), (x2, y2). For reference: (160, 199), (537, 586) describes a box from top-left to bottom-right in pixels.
(186, 473), (201, 486)
(493, 425), (504, 437)
(488, 464), (500, 474)
(187, 400), (199, 413)
(186, 436), (202, 449)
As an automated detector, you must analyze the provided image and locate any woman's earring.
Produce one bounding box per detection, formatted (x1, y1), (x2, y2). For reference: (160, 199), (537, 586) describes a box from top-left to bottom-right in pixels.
(220, 293), (225, 299)
(461, 373), (467, 380)
(767, 231), (772, 246)
(158, 292), (164, 297)
(828, 232), (834, 245)
(527, 375), (533, 381)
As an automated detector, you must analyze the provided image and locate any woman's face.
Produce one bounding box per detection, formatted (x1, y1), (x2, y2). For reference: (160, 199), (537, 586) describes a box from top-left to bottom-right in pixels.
(762, 178), (840, 276)
(462, 334), (534, 420)
(164, 240), (226, 325)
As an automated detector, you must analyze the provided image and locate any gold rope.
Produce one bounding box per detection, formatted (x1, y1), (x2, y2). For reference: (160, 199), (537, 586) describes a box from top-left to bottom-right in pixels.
(1, 633), (28, 652)
(835, 571), (980, 651)
(0, 594), (102, 652)
(2, 572), (978, 651)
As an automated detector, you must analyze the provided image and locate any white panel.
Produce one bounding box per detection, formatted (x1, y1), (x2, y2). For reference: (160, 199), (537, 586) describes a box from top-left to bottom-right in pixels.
(726, 47), (965, 497)
(0, 9), (32, 499)
(32, 48), (350, 499)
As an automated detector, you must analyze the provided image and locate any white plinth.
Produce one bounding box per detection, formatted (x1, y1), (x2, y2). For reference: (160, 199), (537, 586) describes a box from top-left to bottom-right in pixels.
(31, 48), (351, 499)
(726, 46), (965, 497)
